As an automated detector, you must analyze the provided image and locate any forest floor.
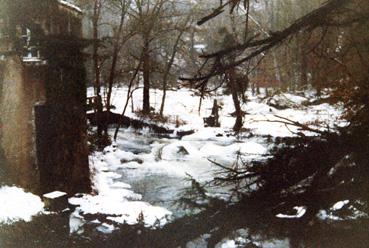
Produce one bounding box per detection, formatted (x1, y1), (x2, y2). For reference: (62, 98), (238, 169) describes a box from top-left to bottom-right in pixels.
(2, 87), (366, 248)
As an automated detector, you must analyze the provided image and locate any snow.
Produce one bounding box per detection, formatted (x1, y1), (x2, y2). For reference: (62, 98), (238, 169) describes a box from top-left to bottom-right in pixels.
(194, 44), (206, 49)
(332, 200), (349, 210)
(69, 211), (85, 234)
(43, 191), (67, 199)
(67, 151), (172, 233)
(90, 86), (345, 138)
(22, 57), (42, 62)
(96, 223), (116, 234)
(216, 238), (289, 248)
(106, 202), (170, 226)
(69, 194), (171, 227)
(228, 141), (267, 155)
(283, 93), (307, 104)
(58, 0), (82, 13)
(213, 229), (289, 248)
(160, 141), (200, 160)
(186, 234), (211, 248)
(0, 186), (45, 224)
(22, 57), (47, 65)
(276, 206), (307, 219)
(317, 210), (341, 221)
(217, 239), (243, 248)
(317, 200), (368, 221)
(194, 44), (207, 52)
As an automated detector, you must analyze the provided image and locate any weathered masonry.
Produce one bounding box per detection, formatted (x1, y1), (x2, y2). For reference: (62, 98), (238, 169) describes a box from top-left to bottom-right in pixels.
(0, 0), (90, 194)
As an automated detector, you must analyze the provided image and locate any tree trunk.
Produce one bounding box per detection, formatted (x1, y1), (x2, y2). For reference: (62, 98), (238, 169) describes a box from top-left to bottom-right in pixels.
(142, 38), (151, 115)
(160, 27), (185, 116)
(106, 5), (126, 134)
(114, 58), (142, 140)
(106, 13), (125, 114)
(300, 35), (308, 87)
(160, 79), (167, 116)
(92, 0), (103, 138)
(228, 68), (243, 132)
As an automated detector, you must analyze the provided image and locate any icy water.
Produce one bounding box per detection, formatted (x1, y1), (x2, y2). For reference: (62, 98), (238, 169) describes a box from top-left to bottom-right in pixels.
(1, 130), (369, 248)
(111, 129), (240, 218)
(111, 130), (208, 219)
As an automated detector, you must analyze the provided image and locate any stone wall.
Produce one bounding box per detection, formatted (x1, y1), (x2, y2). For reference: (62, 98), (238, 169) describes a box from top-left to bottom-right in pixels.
(0, 56), (46, 191)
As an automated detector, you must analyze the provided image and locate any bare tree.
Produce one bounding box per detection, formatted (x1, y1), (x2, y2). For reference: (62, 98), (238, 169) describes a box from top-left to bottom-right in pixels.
(92, 0), (104, 139)
(106, 0), (132, 115)
(129, 0), (169, 115)
(159, 14), (192, 116)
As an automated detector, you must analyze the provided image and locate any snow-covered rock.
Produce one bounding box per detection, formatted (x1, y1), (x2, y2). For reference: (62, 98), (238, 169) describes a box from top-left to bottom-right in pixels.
(160, 141), (200, 161)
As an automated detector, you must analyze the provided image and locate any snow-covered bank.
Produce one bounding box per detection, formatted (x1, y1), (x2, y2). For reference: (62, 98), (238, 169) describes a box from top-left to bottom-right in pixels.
(0, 186), (45, 224)
(68, 151), (172, 232)
(89, 87), (346, 137)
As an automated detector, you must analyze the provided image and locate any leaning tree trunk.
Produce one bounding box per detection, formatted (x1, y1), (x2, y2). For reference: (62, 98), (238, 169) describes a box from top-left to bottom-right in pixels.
(113, 57), (143, 140)
(160, 26), (186, 116)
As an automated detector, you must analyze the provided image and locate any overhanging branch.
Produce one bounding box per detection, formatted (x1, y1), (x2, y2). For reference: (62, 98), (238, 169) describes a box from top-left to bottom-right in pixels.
(180, 0), (348, 83)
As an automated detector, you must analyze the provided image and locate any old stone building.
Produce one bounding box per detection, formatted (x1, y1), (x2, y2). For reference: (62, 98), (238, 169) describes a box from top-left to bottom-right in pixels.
(0, 0), (90, 194)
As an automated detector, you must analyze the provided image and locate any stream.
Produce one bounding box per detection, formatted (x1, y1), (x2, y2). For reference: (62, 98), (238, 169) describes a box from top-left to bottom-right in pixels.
(1, 129), (368, 248)
(110, 128), (238, 218)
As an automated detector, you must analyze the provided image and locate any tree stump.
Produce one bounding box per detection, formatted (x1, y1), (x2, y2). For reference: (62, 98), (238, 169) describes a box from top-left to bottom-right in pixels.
(204, 99), (221, 127)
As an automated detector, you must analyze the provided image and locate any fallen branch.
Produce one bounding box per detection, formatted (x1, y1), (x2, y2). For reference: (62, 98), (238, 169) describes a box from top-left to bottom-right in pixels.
(274, 115), (327, 135)
(87, 111), (194, 138)
(252, 115), (328, 136)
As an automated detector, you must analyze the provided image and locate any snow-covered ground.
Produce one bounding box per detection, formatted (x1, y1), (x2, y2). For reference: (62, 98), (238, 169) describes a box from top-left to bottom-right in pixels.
(0, 186), (44, 224)
(89, 86), (346, 136)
